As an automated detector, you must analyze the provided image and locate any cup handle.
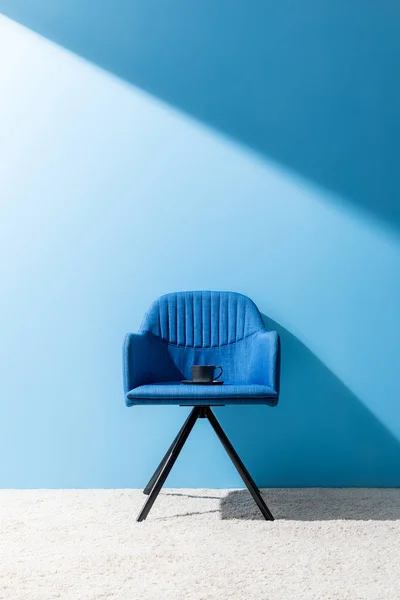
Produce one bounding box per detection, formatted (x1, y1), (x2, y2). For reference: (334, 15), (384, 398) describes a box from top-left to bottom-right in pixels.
(214, 366), (223, 381)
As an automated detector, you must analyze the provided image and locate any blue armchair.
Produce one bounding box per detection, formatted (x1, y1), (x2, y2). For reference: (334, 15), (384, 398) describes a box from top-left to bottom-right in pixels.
(123, 291), (280, 521)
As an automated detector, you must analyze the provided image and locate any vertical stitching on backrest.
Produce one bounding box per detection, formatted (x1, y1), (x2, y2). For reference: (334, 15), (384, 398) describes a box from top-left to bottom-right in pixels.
(227, 293), (230, 344)
(175, 294), (179, 344)
(183, 292), (186, 347)
(218, 293), (221, 346)
(141, 291), (263, 347)
(200, 290), (203, 348)
(167, 297), (170, 341)
(210, 291), (213, 347)
(209, 292), (212, 346)
(235, 294), (239, 341)
(243, 298), (247, 338)
(158, 299), (163, 339)
(192, 293), (195, 347)
(209, 290), (212, 347)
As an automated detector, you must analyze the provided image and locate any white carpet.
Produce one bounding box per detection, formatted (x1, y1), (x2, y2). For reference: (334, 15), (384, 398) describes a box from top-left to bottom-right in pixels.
(1, 489), (400, 600)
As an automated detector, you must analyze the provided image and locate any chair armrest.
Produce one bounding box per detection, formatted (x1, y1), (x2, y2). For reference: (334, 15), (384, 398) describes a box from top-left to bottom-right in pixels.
(123, 333), (152, 396)
(254, 330), (281, 395)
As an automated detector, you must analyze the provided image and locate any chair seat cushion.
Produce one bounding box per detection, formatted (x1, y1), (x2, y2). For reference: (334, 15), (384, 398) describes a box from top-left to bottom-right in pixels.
(126, 382), (278, 406)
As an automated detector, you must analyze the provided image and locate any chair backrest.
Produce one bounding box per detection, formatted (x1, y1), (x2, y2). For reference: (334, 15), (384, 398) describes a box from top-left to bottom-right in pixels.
(139, 291), (265, 347)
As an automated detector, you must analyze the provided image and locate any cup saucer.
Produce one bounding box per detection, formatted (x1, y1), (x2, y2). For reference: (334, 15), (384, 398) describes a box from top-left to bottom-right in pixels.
(181, 380), (224, 385)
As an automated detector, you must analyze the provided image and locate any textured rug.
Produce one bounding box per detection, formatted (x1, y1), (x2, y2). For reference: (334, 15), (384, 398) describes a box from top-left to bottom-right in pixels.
(1, 489), (400, 600)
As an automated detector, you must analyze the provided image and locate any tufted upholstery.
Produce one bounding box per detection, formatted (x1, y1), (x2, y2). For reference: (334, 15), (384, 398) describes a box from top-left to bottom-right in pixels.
(124, 291), (280, 406)
(140, 291), (265, 347)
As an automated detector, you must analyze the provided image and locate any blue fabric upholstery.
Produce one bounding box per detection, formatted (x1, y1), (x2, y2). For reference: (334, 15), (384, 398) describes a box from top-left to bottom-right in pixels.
(127, 383), (278, 406)
(123, 291), (280, 406)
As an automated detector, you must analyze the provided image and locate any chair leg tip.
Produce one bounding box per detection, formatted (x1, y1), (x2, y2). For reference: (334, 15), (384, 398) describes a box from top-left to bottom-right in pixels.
(265, 512), (274, 521)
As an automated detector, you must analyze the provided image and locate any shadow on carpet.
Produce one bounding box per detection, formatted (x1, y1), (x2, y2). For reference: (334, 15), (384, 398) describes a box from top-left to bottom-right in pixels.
(217, 489), (400, 521)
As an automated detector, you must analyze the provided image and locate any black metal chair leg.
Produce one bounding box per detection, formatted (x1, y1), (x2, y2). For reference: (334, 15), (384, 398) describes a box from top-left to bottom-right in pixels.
(137, 407), (199, 522)
(206, 407), (274, 521)
(143, 411), (194, 495)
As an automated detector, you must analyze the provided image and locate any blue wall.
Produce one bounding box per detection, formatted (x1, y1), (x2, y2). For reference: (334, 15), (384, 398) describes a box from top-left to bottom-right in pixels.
(0, 2), (399, 488)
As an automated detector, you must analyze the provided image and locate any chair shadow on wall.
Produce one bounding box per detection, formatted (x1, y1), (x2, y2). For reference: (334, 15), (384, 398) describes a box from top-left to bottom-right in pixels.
(214, 314), (400, 520)
(160, 315), (400, 521)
